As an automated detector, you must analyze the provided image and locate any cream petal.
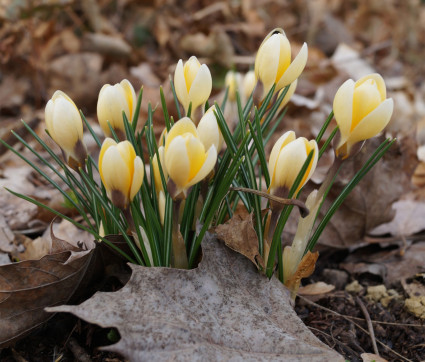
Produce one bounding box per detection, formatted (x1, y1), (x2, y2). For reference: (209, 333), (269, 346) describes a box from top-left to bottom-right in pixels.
(346, 98), (393, 146)
(130, 156), (144, 201)
(116, 140), (136, 174)
(52, 90), (78, 110)
(174, 59), (189, 112)
(274, 139), (308, 190)
(243, 70), (257, 100)
(45, 99), (55, 138)
(99, 138), (117, 185)
(184, 56), (201, 90)
(355, 73), (386, 100)
(51, 97), (83, 152)
(164, 136), (190, 189)
(164, 117), (197, 152)
(255, 34), (281, 97)
(120, 79), (137, 120)
(188, 64), (212, 111)
(277, 79), (298, 111)
(97, 85), (130, 135)
(152, 146), (167, 192)
(268, 131), (296, 187)
(101, 146), (131, 200)
(197, 109), (221, 151)
(187, 145), (217, 188)
(158, 190), (166, 226)
(333, 79), (355, 148)
(276, 42), (308, 91)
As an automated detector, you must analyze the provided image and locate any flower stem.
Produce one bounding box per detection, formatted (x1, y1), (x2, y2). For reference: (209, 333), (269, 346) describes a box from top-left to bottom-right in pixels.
(171, 199), (188, 269)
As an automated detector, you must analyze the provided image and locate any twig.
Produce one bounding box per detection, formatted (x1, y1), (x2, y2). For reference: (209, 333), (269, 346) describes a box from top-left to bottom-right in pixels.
(356, 296), (379, 356)
(297, 294), (413, 362)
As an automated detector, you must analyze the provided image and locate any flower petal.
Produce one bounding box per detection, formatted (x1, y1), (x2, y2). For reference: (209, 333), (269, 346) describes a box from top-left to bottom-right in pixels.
(164, 117), (197, 153)
(101, 146), (131, 200)
(268, 131), (296, 188)
(164, 136), (190, 189)
(347, 98), (393, 146)
(197, 106), (223, 151)
(188, 64), (212, 111)
(129, 156), (144, 201)
(333, 79), (355, 148)
(355, 73), (386, 100)
(255, 34), (281, 96)
(174, 59), (189, 111)
(276, 42), (308, 91)
(120, 79), (137, 121)
(99, 138), (118, 186)
(187, 145), (217, 188)
(185, 136), (207, 181)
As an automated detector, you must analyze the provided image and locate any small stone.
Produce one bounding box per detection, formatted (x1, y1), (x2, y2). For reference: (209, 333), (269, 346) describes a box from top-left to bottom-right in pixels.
(366, 285), (388, 303)
(345, 280), (364, 294)
(405, 296), (425, 319)
(322, 268), (349, 290)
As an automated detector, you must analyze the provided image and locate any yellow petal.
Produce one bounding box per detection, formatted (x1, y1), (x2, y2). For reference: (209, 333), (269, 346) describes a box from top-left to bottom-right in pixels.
(187, 64), (212, 111)
(164, 117), (197, 153)
(333, 79), (355, 149)
(255, 33), (281, 97)
(184, 56), (201, 92)
(277, 79), (298, 111)
(120, 79), (137, 121)
(101, 146), (131, 201)
(185, 135), (207, 181)
(129, 156), (144, 201)
(45, 99), (55, 139)
(197, 106), (223, 151)
(174, 59), (189, 112)
(164, 135), (190, 189)
(346, 98), (393, 147)
(355, 73), (386, 100)
(276, 42), (308, 91)
(275, 35), (292, 83)
(351, 78), (382, 130)
(187, 144), (217, 188)
(243, 70), (257, 99)
(158, 190), (166, 226)
(268, 131), (296, 188)
(116, 140), (136, 176)
(99, 138), (118, 186)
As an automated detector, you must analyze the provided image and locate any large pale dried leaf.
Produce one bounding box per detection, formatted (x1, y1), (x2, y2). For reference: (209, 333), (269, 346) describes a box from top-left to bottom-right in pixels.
(48, 237), (343, 361)
(369, 200), (425, 236)
(298, 281), (335, 296)
(215, 208), (264, 268)
(0, 227), (94, 348)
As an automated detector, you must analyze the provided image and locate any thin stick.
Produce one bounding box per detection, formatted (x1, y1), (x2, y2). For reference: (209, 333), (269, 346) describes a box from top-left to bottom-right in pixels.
(356, 296), (379, 356)
(297, 294), (412, 362)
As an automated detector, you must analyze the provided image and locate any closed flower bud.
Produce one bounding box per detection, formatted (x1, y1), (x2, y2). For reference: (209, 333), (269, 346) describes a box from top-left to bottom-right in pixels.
(152, 146), (168, 194)
(174, 56), (212, 115)
(224, 70), (242, 102)
(164, 117), (217, 198)
(333, 73), (394, 159)
(158, 190), (166, 226)
(97, 79), (137, 139)
(277, 79), (297, 111)
(99, 138), (144, 209)
(268, 131), (318, 196)
(45, 90), (87, 170)
(255, 28), (308, 99)
(242, 70), (256, 100)
(197, 105), (224, 152)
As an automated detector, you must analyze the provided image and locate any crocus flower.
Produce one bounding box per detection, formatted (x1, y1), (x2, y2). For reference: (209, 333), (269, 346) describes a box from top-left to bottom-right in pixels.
(268, 131), (318, 196)
(45, 90), (87, 170)
(255, 28), (308, 99)
(224, 70), (242, 102)
(152, 146), (168, 194)
(97, 79), (137, 139)
(243, 70), (256, 100)
(164, 117), (217, 198)
(174, 56), (212, 115)
(99, 138), (144, 209)
(333, 73), (394, 159)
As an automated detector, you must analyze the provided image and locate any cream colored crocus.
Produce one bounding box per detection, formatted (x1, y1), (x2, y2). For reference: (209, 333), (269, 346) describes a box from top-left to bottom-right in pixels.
(243, 70), (256, 100)
(197, 105), (224, 152)
(268, 131), (318, 196)
(97, 79), (137, 140)
(333, 73), (394, 159)
(255, 28), (308, 99)
(45, 90), (87, 170)
(152, 146), (168, 193)
(164, 117), (217, 198)
(99, 138), (144, 209)
(225, 70), (242, 102)
(174, 56), (212, 115)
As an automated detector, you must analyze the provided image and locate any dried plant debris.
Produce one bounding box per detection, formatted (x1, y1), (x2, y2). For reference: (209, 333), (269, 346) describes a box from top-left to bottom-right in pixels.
(48, 237), (343, 361)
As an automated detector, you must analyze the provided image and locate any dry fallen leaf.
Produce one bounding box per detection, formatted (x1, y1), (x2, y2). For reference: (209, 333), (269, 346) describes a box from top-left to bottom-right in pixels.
(361, 352), (389, 362)
(48, 236), (343, 361)
(0, 226), (94, 348)
(285, 251), (319, 294)
(214, 208), (264, 269)
(298, 281), (335, 296)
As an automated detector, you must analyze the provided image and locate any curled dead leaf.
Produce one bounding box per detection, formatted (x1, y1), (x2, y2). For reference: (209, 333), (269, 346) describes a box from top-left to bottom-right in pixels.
(285, 251), (319, 296)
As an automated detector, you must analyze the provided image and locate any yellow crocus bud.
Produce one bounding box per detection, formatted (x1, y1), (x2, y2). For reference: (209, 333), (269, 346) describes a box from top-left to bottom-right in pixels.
(268, 131), (318, 196)
(242, 70), (256, 100)
(224, 70), (242, 102)
(99, 138), (144, 209)
(174, 56), (212, 115)
(152, 146), (168, 193)
(97, 79), (137, 139)
(45, 90), (87, 170)
(255, 28), (308, 99)
(333, 73), (394, 159)
(277, 79), (297, 111)
(164, 117), (217, 198)
(158, 190), (166, 226)
(197, 105), (224, 152)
